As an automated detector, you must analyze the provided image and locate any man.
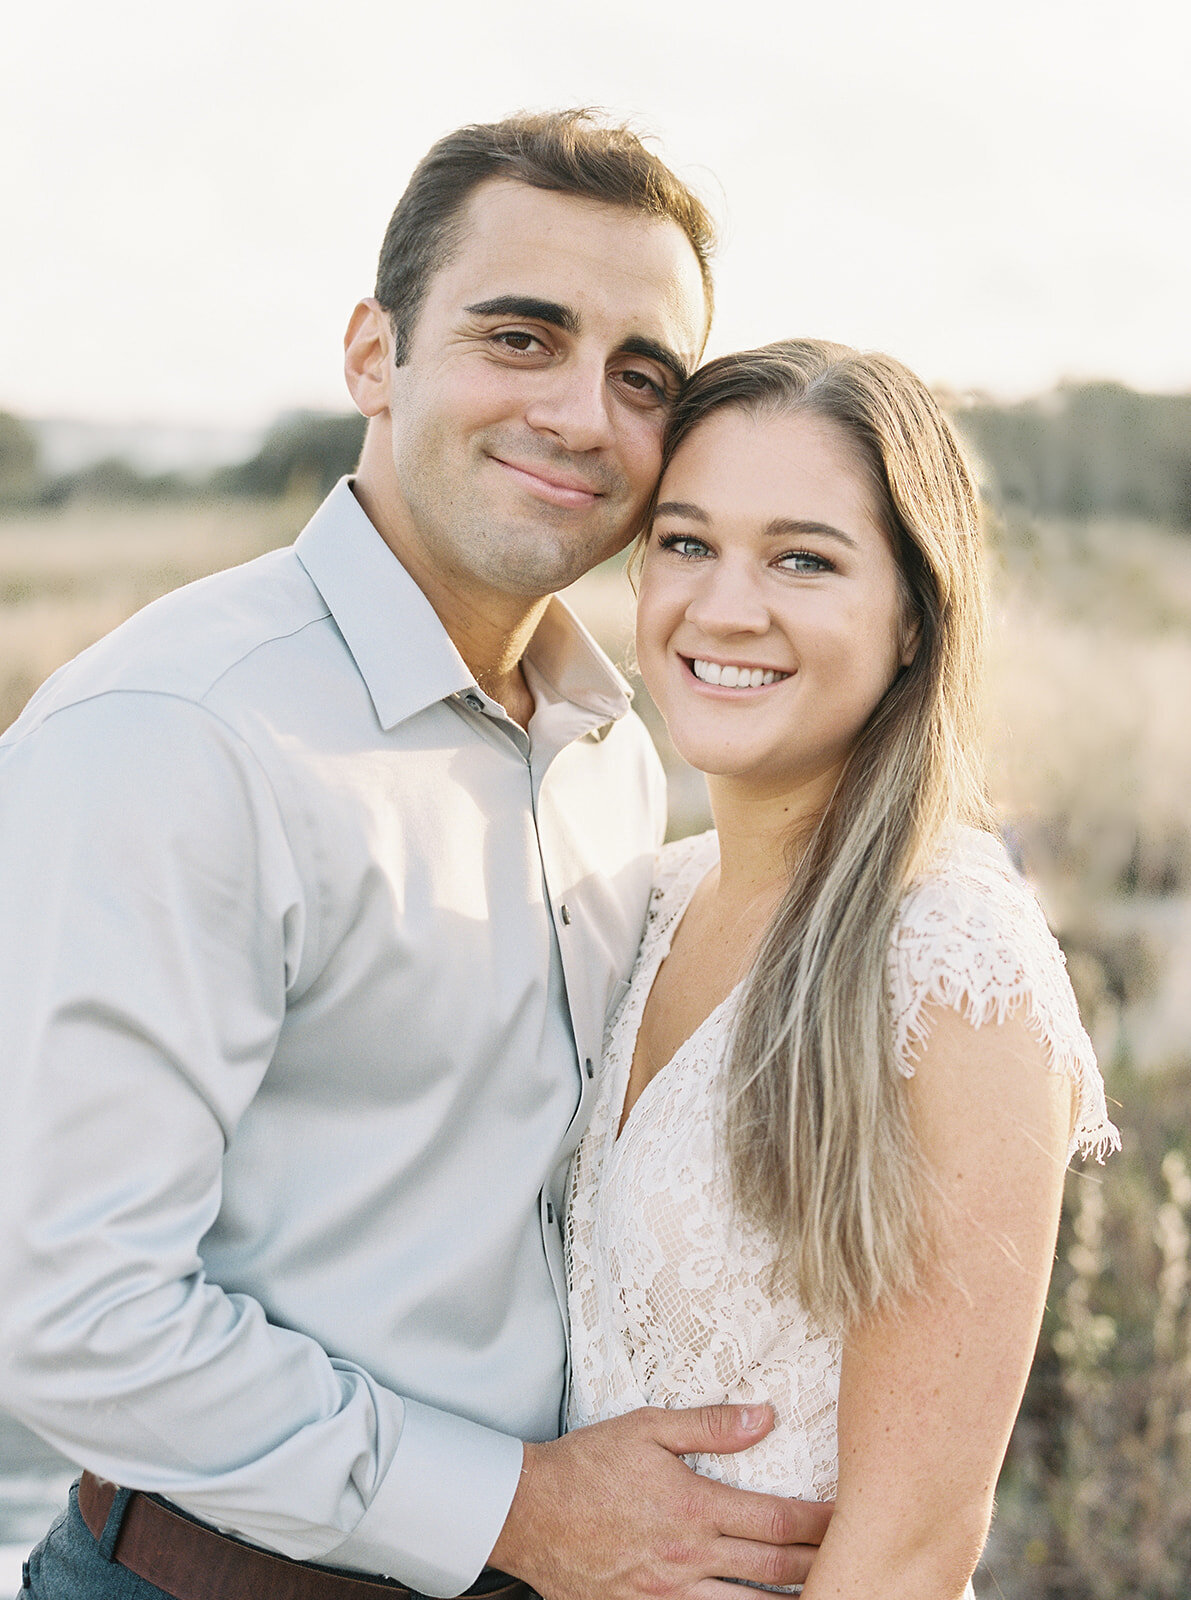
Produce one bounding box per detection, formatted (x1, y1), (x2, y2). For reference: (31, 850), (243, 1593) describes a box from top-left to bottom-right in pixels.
(0, 112), (829, 1600)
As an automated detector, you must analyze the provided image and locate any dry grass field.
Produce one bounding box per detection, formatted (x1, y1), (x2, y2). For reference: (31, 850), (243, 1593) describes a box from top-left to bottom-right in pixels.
(1, 491), (1189, 1595)
(0, 496), (306, 730)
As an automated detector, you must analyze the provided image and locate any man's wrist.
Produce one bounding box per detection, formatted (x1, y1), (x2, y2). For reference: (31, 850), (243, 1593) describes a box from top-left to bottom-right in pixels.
(331, 1399), (525, 1596)
(487, 1440), (539, 1581)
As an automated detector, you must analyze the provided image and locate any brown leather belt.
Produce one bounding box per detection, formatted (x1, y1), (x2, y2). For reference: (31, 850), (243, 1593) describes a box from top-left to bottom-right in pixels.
(78, 1470), (532, 1600)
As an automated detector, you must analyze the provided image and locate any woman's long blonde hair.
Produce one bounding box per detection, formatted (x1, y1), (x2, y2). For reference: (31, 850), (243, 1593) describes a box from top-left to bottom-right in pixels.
(659, 340), (994, 1327)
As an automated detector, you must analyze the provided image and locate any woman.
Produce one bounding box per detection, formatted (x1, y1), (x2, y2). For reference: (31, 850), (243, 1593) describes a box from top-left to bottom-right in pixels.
(565, 339), (1118, 1597)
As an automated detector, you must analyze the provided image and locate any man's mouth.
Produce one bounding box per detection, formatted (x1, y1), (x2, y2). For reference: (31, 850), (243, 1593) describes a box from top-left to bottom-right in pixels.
(688, 658), (792, 688)
(491, 456), (603, 508)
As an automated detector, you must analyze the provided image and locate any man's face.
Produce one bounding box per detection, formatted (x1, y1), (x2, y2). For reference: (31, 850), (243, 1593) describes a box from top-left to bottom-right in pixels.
(380, 179), (707, 602)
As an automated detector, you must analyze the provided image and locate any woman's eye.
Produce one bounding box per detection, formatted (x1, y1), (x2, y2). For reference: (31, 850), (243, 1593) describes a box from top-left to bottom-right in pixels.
(657, 532), (710, 559)
(778, 550), (832, 574)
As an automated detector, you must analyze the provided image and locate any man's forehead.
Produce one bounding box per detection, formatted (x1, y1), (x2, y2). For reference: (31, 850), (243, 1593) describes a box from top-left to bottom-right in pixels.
(432, 178), (707, 349)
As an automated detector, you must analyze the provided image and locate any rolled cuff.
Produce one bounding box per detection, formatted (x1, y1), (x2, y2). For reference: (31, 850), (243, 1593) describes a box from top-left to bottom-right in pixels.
(328, 1398), (525, 1596)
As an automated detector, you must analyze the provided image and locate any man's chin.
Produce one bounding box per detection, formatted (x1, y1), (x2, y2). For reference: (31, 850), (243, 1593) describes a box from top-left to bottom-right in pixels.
(482, 528), (633, 599)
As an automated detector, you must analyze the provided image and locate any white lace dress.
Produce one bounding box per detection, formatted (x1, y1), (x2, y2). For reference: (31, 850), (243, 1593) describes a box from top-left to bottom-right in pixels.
(565, 826), (1118, 1583)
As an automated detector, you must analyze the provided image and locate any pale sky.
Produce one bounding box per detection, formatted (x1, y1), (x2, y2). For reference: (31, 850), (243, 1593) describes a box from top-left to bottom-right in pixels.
(2, 0), (1187, 427)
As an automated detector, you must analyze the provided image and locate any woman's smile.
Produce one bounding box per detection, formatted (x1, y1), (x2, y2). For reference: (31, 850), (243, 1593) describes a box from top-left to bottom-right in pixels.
(686, 657), (792, 689)
(636, 405), (913, 798)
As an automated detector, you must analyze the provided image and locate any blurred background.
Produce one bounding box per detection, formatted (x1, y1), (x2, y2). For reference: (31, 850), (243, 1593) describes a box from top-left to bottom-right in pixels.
(2, 1), (1188, 1594)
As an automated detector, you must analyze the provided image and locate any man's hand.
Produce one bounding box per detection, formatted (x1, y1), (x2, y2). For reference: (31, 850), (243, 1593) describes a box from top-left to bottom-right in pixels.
(489, 1404), (832, 1600)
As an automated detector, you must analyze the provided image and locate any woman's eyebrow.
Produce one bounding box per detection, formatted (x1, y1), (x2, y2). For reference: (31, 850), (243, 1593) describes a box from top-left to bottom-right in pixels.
(654, 501), (709, 522)
(653, 507), (858, 549)
(764, 518), (859, 549)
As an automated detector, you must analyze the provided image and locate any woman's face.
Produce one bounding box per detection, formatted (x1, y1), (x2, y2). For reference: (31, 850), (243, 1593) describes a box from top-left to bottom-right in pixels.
(635, 405), (915, 799)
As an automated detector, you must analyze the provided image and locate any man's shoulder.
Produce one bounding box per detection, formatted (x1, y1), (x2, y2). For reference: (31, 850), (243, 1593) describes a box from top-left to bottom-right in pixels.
(5, 544), (332, 742)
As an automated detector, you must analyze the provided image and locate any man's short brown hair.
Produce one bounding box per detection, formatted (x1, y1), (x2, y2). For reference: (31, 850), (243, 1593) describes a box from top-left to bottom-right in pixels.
(374, 108), (716, 363)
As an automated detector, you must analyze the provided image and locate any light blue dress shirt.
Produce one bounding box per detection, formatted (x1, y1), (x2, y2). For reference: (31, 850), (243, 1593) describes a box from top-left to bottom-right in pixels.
(0, 481), (666, 1595)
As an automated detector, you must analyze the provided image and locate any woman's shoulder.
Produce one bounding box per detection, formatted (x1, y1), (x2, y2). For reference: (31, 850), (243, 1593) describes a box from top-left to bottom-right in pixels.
(890, 825), (1068, 1031)
(895, 825), (1039, 946)
(889, 825), (1119, 1161)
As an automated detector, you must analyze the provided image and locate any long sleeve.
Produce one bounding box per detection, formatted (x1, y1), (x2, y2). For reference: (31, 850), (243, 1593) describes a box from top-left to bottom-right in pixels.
(0, 487), (660, 1596)
(0, 692), (522, 1595)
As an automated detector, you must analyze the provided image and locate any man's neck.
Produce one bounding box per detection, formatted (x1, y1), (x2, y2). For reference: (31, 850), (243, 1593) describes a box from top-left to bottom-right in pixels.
(471, 638), (541, 730)
(349, 474), (547, 731)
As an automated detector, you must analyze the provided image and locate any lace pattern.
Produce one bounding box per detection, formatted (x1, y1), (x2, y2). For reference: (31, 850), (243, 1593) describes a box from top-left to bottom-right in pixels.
(889, 828), (1118, 1162)
(565, 825), (1118, 1507)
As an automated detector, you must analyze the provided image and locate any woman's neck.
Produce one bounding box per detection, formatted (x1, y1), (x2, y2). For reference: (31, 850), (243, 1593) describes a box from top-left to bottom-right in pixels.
(705, 767), (840, 910)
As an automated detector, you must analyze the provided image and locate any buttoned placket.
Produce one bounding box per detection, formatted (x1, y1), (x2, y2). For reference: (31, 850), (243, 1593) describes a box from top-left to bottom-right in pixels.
(453, 683), (611, 1427)
(452, 693), (588, 1155)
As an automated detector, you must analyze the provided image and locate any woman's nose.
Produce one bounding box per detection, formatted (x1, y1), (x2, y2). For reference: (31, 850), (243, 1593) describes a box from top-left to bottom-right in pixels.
(684, 560), (769, 635)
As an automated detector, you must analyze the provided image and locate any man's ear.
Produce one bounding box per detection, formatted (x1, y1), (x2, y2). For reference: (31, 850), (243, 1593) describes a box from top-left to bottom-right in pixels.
(344, 298), (393, 418)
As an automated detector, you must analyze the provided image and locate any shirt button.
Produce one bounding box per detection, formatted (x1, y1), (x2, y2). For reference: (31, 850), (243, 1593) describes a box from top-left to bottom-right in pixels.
(559, 904), (571, 925)
(584, 1058), (594, 1079)
(464, 693), (484, 711)
(546, 1202), (556, 1224)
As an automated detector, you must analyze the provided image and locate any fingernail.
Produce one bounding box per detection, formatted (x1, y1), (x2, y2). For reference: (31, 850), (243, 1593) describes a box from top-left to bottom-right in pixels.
(740, 1406), (764, 1430)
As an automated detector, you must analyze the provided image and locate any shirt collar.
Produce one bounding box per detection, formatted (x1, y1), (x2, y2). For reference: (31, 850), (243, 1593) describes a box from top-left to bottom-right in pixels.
(293, 479), (633, 735)
(524, 596), (632, 731)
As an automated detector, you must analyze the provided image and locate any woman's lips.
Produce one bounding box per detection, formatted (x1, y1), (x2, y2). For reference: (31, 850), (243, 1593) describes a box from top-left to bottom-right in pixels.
(687, 657), (792, 689)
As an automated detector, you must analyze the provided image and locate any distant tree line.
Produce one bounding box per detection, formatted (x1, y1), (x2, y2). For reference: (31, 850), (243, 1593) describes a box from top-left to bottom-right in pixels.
(209, 413), (369, 500)
(954, 382), (1191, 527)
(2, 383), (1189, 526)
(0, 410), (368, 510)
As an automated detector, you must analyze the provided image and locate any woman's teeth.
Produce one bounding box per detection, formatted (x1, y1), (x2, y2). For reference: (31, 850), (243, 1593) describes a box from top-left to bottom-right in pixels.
(691, 659), (789, 688)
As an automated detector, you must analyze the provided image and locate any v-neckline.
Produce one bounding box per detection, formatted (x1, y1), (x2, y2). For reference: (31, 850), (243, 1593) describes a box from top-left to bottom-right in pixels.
(612, 978), (744, 1146)
(610, 833), (743, 1146)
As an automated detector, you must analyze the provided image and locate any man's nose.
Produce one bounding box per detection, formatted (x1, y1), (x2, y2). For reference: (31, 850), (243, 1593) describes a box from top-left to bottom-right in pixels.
(523, 357), (614, 453)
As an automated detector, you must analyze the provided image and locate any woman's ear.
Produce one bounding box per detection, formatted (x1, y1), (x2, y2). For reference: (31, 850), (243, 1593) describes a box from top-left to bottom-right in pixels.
(899, 611), (922, 668)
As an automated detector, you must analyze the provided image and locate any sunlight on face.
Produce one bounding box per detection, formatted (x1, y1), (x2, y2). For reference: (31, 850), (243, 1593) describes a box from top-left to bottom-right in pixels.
(383, 179), (707, 603)
(636, 406), (913, 804)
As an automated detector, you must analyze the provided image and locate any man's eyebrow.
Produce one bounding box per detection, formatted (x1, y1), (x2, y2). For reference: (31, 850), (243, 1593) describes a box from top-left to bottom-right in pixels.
(465, 300), (689, 387)
(464, 296), (579, 334)
(620, 336), (691, 388)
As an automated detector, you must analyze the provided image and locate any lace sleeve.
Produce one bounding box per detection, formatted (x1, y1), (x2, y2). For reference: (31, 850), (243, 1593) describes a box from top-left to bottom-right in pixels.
(887, 828), (1120, 1163)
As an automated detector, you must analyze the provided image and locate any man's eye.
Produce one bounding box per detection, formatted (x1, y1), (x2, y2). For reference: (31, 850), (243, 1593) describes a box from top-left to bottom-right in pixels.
(617, 368), (668, 402)
(493, 331), (542, 353)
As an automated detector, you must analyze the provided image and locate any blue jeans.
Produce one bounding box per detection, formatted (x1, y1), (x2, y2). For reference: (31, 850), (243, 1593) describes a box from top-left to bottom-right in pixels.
(19, 1481), (175, 1599)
